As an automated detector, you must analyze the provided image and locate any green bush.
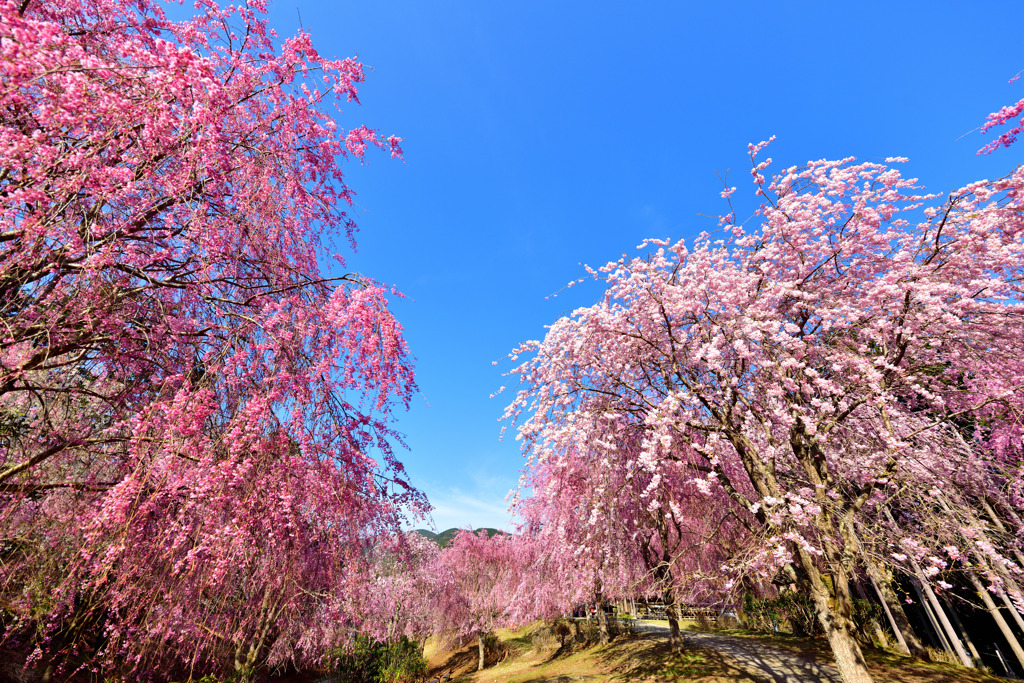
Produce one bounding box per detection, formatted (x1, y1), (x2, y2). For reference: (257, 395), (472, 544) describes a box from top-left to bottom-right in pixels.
(742, 592), (821, 637)
(379, 636), (427, 683)
(743, 591), (885, 640)
(851, 596), (883, 633)
(331, 635), (426, 683)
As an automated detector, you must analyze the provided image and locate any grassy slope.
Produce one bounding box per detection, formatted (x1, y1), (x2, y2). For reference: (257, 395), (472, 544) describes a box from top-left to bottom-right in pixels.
(423, 622), (1006, 683)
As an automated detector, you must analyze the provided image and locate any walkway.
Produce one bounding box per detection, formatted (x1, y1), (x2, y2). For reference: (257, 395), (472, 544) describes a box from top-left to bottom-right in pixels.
(635, 621), (843, 683)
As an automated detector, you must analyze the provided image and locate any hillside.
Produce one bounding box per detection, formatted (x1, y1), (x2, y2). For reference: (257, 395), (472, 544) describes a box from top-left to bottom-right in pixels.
(413, 527), (505, 548)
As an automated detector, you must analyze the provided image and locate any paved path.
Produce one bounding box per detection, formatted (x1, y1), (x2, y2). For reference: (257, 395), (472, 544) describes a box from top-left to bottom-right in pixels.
(635, 621), (842, 683)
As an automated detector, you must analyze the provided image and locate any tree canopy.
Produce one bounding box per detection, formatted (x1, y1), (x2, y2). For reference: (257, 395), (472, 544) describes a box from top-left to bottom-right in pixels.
(0, 0), (423, 678)
(506, 127), (1024, 682)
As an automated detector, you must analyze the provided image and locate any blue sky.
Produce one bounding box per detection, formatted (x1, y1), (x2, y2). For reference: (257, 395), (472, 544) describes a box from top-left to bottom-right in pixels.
(251, 1), (1022, 531)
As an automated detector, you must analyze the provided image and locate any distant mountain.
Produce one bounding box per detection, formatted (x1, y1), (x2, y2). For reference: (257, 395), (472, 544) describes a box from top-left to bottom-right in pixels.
(412, 527), (505, 548)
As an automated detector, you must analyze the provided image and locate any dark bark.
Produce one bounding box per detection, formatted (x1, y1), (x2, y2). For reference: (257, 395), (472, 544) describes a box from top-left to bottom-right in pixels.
(664, 588), (683, 652)
(596, 597), (609, 645)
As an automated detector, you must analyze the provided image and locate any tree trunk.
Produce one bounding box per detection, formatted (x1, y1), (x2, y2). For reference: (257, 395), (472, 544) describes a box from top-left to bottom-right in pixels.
(980, 498), (1024, 569)
(813, 585), (873, 683)
(942, 596), (983, 667)
(867, 573), (909, 655)
(998, 588), (1024, 635)
(978, 549), (1024, 634)
(667, 613), (683, 652)
(796, 547), (874, 683)
(863, 555), (928, 659)
(663, 588), (683, 652)
(910, 570), (973, 668)
(909, 578), (952, 654)
(234, 642), (258, 683)
(595, 583), (609, 644)
(968, 573), (1024, 671)
(596, 600), (609, 644)
(478, 631), (486, 671)
(951, 497), (1024, 630)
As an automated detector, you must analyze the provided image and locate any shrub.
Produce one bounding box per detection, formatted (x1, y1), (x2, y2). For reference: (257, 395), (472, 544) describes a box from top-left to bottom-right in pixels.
(331, 635), (426, 683)
(851, 597), (883, 634)
(742, 592), (822, 637)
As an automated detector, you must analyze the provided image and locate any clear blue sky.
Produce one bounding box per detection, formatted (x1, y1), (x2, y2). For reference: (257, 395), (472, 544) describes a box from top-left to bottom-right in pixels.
(253, 1), (1022, 531)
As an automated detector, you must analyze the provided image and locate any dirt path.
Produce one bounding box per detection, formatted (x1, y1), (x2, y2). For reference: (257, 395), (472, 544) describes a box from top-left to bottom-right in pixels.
(635, 621), (842, 683)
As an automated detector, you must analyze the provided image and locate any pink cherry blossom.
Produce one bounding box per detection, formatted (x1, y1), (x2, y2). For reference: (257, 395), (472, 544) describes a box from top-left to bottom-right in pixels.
(0, 0), (423, 679)
(505, 136), (1024, 682)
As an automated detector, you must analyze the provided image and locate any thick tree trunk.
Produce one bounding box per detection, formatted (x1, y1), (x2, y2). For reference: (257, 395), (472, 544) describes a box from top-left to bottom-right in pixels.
(647, 522), (684, 653)
(234, 642), (258, 683)
(814, 586), (873, 683)
(667, 614), (683, 652)
(594, 583), (609, 644)
(478, 631), (486, 671)
(796, 547), (874, 683)
(968, 573), (1024, 671)
(863, 555), (928, 659)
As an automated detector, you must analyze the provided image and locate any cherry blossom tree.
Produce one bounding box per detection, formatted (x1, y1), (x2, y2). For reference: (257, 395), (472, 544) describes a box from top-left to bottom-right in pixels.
(428, 529), (528, 672)
(505, 137), (1024, 682)
(512, 421), (641, 644)
(360, 532), (443, 647)
(512, 418), (742, 650)
(0, 0), (424, 679)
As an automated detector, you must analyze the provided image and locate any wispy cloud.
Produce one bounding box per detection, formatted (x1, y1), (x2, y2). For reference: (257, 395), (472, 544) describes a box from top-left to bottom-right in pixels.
(417, 487), (516, 532)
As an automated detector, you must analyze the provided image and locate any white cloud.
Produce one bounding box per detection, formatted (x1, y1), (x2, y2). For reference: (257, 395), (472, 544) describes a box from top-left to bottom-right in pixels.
(413, 487), (516, 532)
